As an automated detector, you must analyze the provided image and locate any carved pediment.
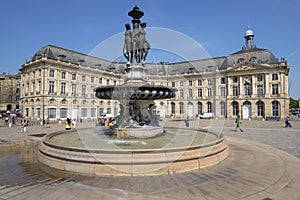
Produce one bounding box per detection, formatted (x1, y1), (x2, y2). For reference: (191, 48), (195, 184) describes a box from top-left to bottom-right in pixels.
(227, 61), (270, 72)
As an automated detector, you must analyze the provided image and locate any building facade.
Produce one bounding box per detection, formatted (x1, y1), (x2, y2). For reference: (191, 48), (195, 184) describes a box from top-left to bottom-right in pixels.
(0, 72), (21, 112)
(19, 28), (290, 121)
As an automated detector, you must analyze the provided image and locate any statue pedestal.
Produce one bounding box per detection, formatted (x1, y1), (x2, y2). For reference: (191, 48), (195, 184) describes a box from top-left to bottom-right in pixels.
(124, 64), (148, 83)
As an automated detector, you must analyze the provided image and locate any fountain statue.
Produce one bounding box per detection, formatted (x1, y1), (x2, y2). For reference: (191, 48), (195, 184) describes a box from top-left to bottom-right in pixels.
(94, 5), (177, 138)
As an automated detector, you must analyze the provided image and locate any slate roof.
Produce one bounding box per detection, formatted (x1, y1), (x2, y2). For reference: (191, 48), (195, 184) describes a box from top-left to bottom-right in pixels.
(27, 44), (279, 75)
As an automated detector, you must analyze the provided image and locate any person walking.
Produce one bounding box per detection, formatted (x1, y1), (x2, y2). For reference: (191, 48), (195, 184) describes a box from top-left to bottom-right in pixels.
(65, 118), (71, 130)
(235, 115), (243, 132)
(285, 116), (292, 128)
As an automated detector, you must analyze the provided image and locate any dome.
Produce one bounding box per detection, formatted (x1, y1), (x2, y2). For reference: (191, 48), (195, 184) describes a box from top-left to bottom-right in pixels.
(244, 27), (254, 38)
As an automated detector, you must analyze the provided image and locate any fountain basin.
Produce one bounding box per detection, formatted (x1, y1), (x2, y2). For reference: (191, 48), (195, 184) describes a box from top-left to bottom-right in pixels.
(94, 84), (177, 100)
(38, 127), (229, 176)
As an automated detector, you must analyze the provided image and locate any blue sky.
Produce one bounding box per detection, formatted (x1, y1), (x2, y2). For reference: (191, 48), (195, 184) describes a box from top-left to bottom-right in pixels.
(1, 0), (299, 98)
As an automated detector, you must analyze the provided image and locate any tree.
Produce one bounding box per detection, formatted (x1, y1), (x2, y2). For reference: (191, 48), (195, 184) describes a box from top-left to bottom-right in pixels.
(290, 97), (299, 108)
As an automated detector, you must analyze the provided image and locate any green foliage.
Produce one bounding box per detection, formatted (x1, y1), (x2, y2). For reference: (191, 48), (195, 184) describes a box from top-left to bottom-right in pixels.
(290, 97), (299, 108)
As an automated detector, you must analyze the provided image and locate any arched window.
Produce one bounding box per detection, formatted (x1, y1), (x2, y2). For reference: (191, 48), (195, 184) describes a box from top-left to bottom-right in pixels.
(160, 102), (164, 106)
(237, 58), (244, 63)
(61, 99), (67, 104)
(171, 102), (176, 114)
(272, 101), (280, 116)
(49, 98), (55, 104)
(179, 102), (184, 114)
(207, 102), (212, 113)
(232, 101), (239, 116)
(244, 83), (251, 96)
(249, 57), (257, 62)
(197, 102), (202, 115)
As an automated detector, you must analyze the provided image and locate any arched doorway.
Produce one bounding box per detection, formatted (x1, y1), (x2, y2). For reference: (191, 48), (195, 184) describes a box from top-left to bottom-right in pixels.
(187, 102), (194, 118)
(242, 101), (251, 119)
(6, 104), (12, 111)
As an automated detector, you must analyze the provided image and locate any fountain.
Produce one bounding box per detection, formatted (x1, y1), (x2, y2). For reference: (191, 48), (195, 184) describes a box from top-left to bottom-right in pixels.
(37, 6), (229, 176)
(94, 5), (177, 138)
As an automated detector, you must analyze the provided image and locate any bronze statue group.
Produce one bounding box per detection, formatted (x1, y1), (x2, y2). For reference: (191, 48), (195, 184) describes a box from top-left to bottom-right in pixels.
(123, 22), (150, 64)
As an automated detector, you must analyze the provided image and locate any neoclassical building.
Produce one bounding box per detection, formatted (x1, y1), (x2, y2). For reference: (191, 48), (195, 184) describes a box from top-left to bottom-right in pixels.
(19, 28), (289, 121)
(0, 73), (21, 112)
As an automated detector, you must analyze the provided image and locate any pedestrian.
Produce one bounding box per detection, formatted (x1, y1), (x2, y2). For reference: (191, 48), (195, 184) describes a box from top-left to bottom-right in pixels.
(71, 119), (76, 128)
(235, 115), (243, 132)
(20, 121), (24, 133)
(65, 118), (71, 130)
(5, 116), (9, 126)
(23, 119), (27, 132)
(285, 116), (292, 128)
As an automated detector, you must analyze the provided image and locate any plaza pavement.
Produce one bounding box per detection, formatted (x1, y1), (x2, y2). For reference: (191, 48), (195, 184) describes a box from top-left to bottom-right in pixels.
(0, 118), (300, 199)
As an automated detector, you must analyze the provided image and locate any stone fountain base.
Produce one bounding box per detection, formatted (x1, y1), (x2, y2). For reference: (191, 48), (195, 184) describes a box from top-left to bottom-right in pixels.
(38, 128), (229, 176)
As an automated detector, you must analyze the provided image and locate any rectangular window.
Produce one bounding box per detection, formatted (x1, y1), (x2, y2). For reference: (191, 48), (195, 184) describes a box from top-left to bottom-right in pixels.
(272, 84), (278, 95)
(48, 108), (56, 119)
(38, 81), (41, 92)
(61, 72), (66, 79)
(232, 76), (238, 83)
(61, 82), (66, 94)
(91, 108), (96, 117)
(60, 108), (68, 119)
(220, 77), (226, 84)
(37, 108), (41, 119)
(32, 82), (35, 93)
(72, 73), (76, 80)
(99, 108), (104, 115)
(106, 108), (111, 114)
(220, 87), (226, 97)
(208, 88), (212, 97)
(244, 84), (251, 96)
(72, 84), (76, 96)
(220, 102), (226, 116)
(272, 74), (278, 80)
(198, 79), (202, 86)
(91, 77), (94, 83)
(180, 89), (184, 98)
(188, 80), (192, 86)
(257, 75), (263, 82)
(257, 85), (264, 95)
(81, 108), (87, 117)
(233, 86), (238, 96)
(82, 85), (86, 95)
(198, 89), (202, 97)
(188, 89), (193, 97)
(99, 78), (102, 84)
(82, 75), (86, 82)
(49, 69), (54, 77)
(207, 79), (212, 85)
(171, 82), (175, 87)
(49, 81), (55, 93)
(180, 81), (183, 87)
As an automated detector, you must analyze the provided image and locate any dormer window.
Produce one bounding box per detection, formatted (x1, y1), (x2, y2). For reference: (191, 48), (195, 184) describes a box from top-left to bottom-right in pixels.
(237, 58), (244, 63)
(249, 57), (257, 62)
